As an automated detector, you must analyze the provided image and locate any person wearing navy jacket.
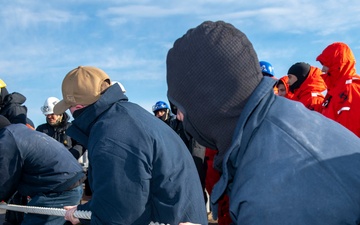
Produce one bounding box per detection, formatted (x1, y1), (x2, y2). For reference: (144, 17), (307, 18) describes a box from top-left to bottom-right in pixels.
(55, 66), (207, 225)
(0, 115), (85, 225)
(166, 21), (360, 225)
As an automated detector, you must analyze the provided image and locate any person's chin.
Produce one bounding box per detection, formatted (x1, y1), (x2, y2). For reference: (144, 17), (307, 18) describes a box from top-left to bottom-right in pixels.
(48, 121), (57, 126)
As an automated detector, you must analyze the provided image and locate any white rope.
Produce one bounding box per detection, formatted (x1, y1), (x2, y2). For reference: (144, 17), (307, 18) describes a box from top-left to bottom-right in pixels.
(0, 203), (91, 219)
(149, 222), (170, 225)
(0, 203), (170, 224)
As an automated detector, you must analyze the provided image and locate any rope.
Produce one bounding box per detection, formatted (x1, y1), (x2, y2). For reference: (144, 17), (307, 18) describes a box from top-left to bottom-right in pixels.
(149, 222), (170, 225)
(0, 203), (170, 224)
(0, 203), (91, 219)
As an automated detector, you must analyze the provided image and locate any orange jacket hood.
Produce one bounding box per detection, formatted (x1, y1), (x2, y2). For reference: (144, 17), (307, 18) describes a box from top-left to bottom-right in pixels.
(277, 76), (293, 99)
(316, 42), (356, 90)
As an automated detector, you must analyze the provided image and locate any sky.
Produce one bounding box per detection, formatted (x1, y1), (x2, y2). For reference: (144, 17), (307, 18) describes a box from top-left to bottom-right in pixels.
(1, 0), (360, 127)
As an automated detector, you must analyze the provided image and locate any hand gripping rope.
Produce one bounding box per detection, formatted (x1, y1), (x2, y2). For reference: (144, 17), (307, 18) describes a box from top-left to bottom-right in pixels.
(0, 203), (170, 225)
(0, 202), (91, 219)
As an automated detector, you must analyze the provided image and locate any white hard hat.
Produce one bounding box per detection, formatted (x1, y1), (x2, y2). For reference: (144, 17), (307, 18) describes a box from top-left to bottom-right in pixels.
(111, 81), (126, 93)
(41, 97), (60, 115)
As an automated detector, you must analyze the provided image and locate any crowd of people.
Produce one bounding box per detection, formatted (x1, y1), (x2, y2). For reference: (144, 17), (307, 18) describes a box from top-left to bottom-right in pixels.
(1, 20), (360, 225)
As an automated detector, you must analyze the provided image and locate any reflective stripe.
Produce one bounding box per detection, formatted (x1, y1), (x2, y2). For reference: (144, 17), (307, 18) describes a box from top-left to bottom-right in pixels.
(311, 92), (320, 97)
(337, 107), (350, 114)
(346, 79), (352, 84)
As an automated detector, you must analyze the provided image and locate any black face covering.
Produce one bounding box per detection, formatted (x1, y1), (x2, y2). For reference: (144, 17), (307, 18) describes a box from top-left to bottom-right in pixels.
(182, 112), (217, 150)
(288, 62), (311, 92)
(166, 21), (263, 169)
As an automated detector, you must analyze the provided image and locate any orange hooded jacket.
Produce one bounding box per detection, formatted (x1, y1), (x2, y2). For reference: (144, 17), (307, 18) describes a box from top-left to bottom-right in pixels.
(276, 76), (294, 99)
(289, 66), (326, 112)
(316, 42), (360, 137)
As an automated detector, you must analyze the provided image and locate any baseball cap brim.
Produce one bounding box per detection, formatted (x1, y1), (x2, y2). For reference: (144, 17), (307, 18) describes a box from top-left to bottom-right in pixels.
(53, 99), (71, 115)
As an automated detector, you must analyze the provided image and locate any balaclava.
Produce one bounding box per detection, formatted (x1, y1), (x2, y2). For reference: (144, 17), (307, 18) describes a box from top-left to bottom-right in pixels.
(288, 62), (311, 93)
(166, 21), (262, 169)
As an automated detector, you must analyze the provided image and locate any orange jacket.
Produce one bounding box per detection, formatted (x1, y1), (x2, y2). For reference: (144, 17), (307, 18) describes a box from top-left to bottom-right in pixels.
(289, 66), (326, 112)
(316, 42), (360, 137)
(276, 76), (294, 99)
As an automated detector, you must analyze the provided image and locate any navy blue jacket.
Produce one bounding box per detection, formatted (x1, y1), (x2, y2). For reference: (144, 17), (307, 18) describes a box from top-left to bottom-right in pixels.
(70, 84), (207, 225)
(211, 77), (360, 224)
(0, 124), (85, 201)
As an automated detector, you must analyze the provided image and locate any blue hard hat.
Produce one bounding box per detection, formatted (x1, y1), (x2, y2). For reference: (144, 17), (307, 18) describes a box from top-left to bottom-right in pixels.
(152, 101), (170, 112)
(260, 61), (275, 77)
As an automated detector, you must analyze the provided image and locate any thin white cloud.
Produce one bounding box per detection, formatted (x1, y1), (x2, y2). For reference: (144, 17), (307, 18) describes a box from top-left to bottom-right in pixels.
(99, 5), (186, 18)
(1, 6), (87, 29)
(93, 1), (360, 38)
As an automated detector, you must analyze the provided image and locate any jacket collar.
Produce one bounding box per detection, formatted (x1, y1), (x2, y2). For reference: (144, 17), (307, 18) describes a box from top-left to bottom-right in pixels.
(211, 77), (276, 206)
(67, 84), (128, 148)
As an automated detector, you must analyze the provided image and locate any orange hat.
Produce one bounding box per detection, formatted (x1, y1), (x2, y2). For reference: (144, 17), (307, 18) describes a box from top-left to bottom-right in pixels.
(54, 66), (110, 114)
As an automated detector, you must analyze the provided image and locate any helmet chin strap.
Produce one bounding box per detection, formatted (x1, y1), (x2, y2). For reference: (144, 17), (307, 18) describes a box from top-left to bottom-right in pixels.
(160, 109), (170, 122)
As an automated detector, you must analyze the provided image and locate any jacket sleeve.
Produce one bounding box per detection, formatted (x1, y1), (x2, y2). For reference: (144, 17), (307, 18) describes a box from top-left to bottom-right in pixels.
(68, 138), (86, 160)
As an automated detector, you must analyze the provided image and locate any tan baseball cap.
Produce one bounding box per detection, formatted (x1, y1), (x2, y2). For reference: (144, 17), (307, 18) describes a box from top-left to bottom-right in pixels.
(53, 66), (110, 114)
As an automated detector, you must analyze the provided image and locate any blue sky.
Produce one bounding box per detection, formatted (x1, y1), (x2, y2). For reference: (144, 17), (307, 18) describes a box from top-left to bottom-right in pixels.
(1, 0), (360, 127)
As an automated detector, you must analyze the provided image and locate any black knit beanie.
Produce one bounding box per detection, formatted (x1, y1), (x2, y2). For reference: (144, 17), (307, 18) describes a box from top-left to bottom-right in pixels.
(0, 115), (11, 129)
(288, 62), (311, 92)
(167, 21), (262, 170)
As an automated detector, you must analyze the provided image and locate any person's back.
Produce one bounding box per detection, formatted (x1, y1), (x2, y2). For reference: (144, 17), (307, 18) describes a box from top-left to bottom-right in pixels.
(316, 42), (360, 137)
(0, 117), (85, 224)
(71, 86), (206, 224)
(215, 79), (360, 224)
(54, 66), (207, 225)
(0, 81), (35, 225)
(0, 123), (85, 198)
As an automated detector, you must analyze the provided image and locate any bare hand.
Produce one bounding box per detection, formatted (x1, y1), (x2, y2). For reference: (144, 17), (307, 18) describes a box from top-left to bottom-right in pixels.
(64, 205), (80, 224)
